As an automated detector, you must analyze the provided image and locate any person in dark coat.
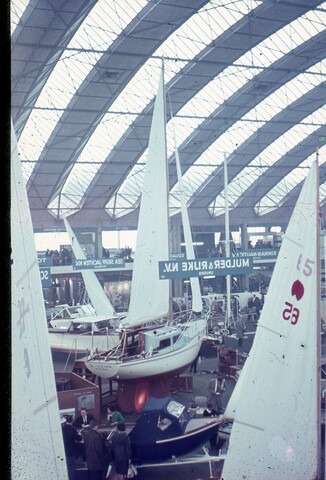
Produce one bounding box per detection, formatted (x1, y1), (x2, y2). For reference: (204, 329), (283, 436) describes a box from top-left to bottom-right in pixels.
(82, 419), (105, 480)
(203, 403), (219, 449)
(110, 423), (132, 479)
(73, 408), (95, 430)
(61, 415), (82, 480)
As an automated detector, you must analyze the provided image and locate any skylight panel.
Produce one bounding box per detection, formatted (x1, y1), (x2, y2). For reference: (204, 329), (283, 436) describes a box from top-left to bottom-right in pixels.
(17, 0), (147, 174)
(54, 0), (261, 218)
(181, 59), (324, 207)
(255, 146), (326, 215)
(208, 106), (325, 217)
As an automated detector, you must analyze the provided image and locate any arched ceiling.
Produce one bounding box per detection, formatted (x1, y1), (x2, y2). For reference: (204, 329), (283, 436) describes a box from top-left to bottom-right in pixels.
(11, 0), (326, 232)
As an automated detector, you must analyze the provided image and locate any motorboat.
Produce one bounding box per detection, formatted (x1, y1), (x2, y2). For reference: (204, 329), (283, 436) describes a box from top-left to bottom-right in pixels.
(48, 304), (120, 355)
(98, 396), (225, 464)
(85, 64), (207, 410)
(48, 216), (125, 356)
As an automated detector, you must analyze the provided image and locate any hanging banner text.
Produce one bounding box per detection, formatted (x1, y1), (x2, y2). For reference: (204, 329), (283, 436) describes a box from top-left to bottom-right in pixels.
(159, 256), (253, 279)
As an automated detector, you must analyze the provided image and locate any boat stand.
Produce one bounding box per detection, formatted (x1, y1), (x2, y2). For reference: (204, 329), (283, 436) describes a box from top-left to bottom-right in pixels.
(136, 447), (226, 479)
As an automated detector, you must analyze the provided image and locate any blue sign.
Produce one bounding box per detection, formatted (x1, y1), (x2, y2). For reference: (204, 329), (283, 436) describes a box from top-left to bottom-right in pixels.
(40, 267), (52, 288)
(73, 258), (125, 270)
(38, 255), (53, 266)
(159, 256), (253, 279)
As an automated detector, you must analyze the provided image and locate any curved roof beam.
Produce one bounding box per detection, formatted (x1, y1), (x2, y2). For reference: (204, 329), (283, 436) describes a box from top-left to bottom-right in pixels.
(105, 10), (325, 218)
(207, 103), (325, 217)
(11, 0), (97, 135)
(17, 0), (149, 184)
(254, 143), (326, 216)
(47, 0), (262, 218)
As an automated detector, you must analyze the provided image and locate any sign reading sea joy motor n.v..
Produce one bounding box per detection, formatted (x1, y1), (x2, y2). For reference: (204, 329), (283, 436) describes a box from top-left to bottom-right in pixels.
(159, 256), (253, 279)
(73, 258), (125, 270)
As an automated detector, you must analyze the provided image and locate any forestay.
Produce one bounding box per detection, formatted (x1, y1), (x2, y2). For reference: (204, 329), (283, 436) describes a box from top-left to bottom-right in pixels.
(11, 119), (68, 479)
(222, 160), (320, 479)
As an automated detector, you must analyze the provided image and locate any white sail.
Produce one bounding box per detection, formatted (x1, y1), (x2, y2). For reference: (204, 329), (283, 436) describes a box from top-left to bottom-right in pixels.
(122, 66), (170, 328)
(174, 143), (202, 313)
(222, 160), (320, 479)
(63, 216), (115, 317)
(11, 120), (68, 479)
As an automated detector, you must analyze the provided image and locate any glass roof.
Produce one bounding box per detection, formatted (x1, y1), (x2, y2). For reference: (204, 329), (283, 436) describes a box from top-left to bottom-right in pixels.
(48, 0), (261, 217)
(12, 0), (325, 220)
(208, 105), (325, 216)
(254, 145), (326, 216)
(106, 6), (325, 218)
(16, 0), (147, 184)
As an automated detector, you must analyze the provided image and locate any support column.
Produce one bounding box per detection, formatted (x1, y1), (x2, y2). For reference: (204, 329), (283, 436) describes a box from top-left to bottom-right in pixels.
(240, 224), (250, 291)
(96, 220), (103, 258)
(170, 216), (183, 298)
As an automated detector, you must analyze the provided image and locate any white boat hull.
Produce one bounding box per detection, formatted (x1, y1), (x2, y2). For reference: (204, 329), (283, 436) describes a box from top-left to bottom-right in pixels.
(49, 331), (120, 354)
(85, 320), (206, 380)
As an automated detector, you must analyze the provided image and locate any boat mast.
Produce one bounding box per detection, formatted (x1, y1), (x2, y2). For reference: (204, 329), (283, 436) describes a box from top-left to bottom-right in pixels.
(316, 148), (322, 480)
(224, 153), (232, 329)
(161, 59), (173, 324)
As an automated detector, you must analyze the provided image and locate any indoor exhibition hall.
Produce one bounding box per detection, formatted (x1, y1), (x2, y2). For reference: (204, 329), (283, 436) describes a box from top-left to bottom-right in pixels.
(11, 1), (326, 479)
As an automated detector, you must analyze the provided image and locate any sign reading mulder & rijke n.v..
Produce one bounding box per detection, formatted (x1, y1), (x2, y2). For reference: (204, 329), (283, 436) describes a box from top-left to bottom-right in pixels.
(158, 256), (253, 279)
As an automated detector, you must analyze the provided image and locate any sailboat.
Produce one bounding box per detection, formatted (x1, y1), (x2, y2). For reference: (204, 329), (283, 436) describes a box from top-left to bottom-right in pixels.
(221, 158), (322, 479)
(48, 216), (121, 356)
(11, 119), (68, 478)
(85, 65), (207, 411)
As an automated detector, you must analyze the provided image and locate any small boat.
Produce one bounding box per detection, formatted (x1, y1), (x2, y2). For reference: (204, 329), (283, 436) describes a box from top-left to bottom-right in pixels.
(48, 303), (120, 355)
(99, 396), (224, 464)
(85, 64), (207, 397)
(221, 157), (322, 479)
(11, 119), (68, 478)
(48, 216), (123, 356)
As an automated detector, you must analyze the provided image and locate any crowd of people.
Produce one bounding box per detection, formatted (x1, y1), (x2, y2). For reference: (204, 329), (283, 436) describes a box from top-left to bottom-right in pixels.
(45, 247), (72, 265)
(61, 407), (132, 480)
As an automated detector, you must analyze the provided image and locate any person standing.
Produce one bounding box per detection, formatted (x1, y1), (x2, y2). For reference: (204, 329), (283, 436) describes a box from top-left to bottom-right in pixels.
(208, 376), (225, 414)
(252, 294), (262, 320)
(61, 415), (82, 480)
(82, 419), (105, 480)
(235, 317), (245, 347)
(110, 423), (132, 480)
(203, 403), (219, 449)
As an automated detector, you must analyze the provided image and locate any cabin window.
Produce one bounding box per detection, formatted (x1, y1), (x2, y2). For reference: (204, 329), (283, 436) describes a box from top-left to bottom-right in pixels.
(157, 416), (172, 431)
(158, 338), (171, 350)
(94, 319), (114, 331)
(69, 322), (92, 333)
(172, 335), (180, 344)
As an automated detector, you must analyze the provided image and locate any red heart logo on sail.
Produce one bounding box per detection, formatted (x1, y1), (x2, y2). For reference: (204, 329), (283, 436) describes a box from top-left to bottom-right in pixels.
(291, 280), (304, 301)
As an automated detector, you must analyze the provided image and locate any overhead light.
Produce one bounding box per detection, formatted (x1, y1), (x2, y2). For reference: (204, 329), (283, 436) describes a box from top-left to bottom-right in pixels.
(203, 275), (215, 279)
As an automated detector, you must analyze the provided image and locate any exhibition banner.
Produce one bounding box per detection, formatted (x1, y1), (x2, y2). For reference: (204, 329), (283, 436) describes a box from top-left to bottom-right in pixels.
(159, 256), (253, 279)
(39, 267), (52, 288)
(235, 249), (278, 260)
(73, 258), (125, 270)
